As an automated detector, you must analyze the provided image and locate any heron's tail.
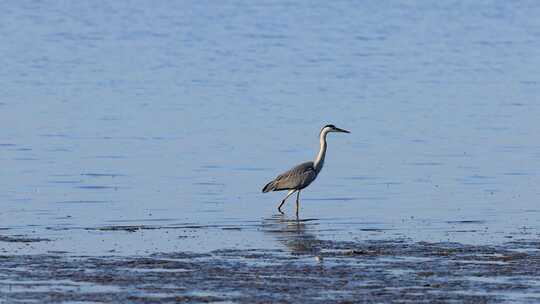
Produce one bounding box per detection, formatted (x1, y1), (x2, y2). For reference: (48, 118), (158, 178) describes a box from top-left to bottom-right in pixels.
(262, 181), (275, 193)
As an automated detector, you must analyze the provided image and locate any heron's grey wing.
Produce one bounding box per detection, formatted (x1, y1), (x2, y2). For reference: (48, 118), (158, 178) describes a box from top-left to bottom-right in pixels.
(271, 161), (317, 190)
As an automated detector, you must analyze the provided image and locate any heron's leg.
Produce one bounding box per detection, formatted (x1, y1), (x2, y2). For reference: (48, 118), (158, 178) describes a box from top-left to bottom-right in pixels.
(278, 190), (296, 214)
(295, 190), (301, 218)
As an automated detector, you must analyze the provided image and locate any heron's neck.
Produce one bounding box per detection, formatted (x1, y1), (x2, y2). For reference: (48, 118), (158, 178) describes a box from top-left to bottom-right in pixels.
(314, 131), (328, 173)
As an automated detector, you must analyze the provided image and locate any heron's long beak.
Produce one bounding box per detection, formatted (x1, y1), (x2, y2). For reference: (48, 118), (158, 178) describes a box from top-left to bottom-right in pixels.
(335, 127), (350, 133)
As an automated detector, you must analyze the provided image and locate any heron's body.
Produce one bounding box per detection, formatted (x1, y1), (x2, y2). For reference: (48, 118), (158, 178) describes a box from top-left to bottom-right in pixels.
(262, 161), (317, 192)
(262, 124), (350, 216)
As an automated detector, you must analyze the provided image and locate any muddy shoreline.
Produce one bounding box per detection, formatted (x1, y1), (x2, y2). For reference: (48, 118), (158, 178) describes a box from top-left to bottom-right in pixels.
(2, 238), (540, 303)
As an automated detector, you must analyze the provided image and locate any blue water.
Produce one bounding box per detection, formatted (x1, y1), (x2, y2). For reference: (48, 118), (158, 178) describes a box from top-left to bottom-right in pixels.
(1, 1), (539, 255)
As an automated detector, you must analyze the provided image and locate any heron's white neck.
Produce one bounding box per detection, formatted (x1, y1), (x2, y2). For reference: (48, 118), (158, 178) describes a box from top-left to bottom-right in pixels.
(314, 130), (329, 173)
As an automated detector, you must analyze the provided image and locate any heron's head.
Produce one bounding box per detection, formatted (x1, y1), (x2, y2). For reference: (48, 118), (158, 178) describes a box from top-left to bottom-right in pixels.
(320, 124), (350, 136)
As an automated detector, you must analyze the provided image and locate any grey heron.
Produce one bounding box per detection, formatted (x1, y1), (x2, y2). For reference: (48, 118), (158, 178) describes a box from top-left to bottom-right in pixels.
(262, 124), (350, 216)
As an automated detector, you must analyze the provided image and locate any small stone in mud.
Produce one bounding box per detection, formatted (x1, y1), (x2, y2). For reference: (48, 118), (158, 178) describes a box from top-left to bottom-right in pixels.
(424, 283), (442, 288)
(94, 225), (145, 232)
(344, 249), (368, 255)
(0, 235), (50, 243)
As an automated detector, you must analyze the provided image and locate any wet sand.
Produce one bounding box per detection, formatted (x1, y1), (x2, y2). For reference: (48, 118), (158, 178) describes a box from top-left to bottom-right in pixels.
(2, 218), (540, 303)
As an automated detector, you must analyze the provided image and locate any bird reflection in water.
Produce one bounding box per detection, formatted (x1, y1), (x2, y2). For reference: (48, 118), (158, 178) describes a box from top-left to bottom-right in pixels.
(261, 214), (322, 256)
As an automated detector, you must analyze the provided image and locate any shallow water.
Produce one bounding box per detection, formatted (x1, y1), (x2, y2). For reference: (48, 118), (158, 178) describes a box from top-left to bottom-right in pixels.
(1, 0), (540, 302)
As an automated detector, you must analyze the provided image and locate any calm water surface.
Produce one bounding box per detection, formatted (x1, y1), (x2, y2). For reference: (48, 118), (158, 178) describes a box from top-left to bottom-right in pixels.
(1, 1), (539, 255)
